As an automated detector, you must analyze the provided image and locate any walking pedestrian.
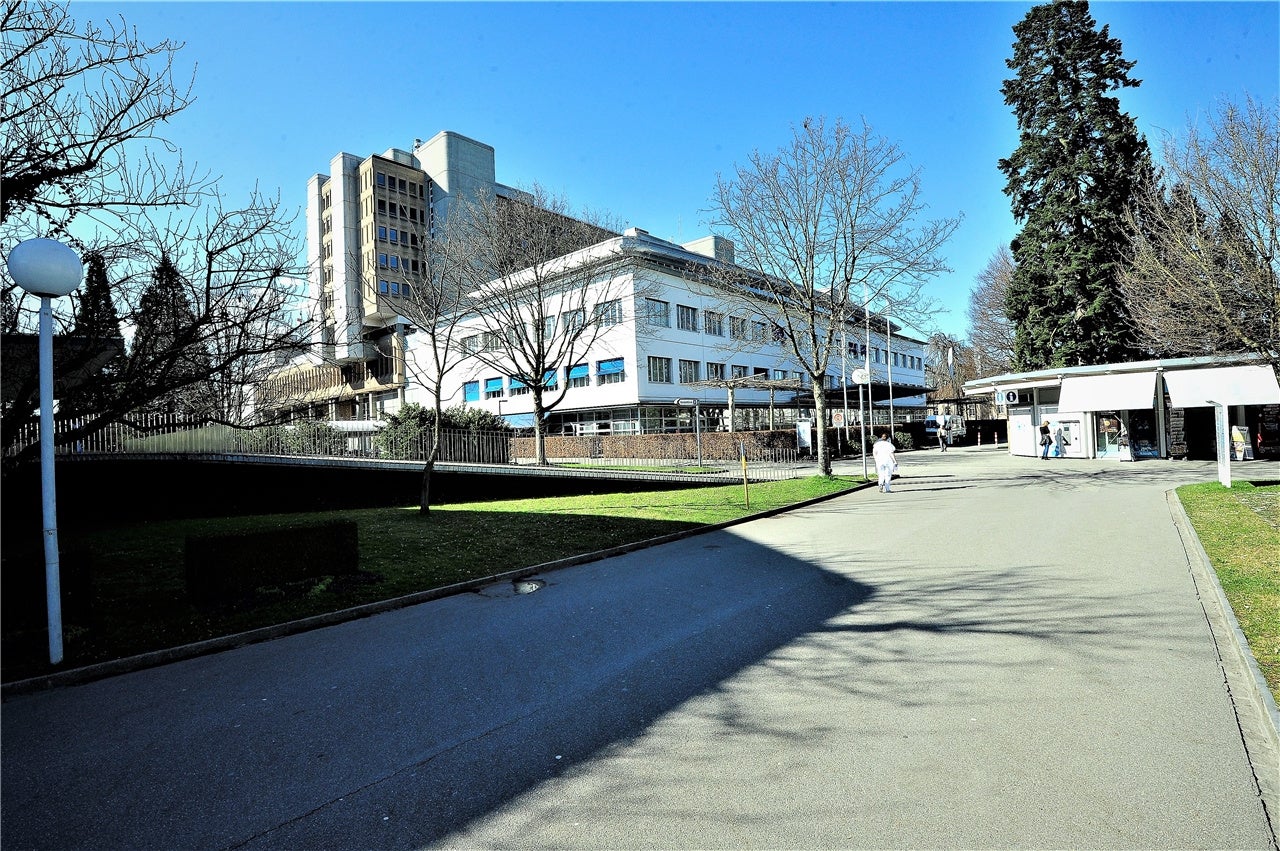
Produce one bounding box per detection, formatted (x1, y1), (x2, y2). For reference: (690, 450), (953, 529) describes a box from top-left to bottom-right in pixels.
(1039, 420), (1052, 460)
(872, 431), (898, 493)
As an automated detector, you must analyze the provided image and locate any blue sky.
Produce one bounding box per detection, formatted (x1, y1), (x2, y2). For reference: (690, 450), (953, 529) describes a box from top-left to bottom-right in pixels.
(96, 1), (1278, 340)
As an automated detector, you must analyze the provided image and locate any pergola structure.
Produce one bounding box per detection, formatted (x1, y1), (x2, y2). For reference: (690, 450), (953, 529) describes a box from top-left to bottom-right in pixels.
(686, 374), (805, 432)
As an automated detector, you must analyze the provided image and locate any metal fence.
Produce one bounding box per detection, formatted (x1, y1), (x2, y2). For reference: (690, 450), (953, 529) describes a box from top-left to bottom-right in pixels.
(5, 414), (824, 480)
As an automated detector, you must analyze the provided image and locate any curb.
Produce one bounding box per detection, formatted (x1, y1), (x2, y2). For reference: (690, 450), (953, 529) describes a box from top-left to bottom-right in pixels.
(2, 479), (873, 699)
(1167, 489), (1279, 845)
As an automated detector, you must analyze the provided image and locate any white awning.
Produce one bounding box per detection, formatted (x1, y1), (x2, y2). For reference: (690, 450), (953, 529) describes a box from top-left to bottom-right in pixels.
(1163, 365), (1280, 408)
(1057, 372), (1157, 412)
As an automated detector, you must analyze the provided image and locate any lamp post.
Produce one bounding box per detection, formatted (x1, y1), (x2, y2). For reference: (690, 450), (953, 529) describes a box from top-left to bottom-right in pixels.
(6, 238), (83, 665)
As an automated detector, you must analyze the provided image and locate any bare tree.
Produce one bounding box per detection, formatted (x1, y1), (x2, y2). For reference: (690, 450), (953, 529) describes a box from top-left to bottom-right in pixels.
(966, 245), (1017, 376)
(1119, 95), (1279, 365)
(3, 190), (311, 463)
(1, 0), (207, 248)
(1, 0), (311, 462)
(449, 185), (623, 464)
(389, 210), (476, 512)
(707, 116), (961, 474)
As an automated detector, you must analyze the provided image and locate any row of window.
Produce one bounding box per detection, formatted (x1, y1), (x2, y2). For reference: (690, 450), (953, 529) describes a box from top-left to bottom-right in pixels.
(376, 280), (411, 298)
(645, 357), (806, 385)
(377, 253), (420, 274)
(846, 342), (923, 370)
(644, 298), (770, 341)
(458, 300), (624, 353)
(372, 171), (428, 200)
(463, 358), (627, 401)
(374, 197), (428, 223)
(377, 226), (420, 247)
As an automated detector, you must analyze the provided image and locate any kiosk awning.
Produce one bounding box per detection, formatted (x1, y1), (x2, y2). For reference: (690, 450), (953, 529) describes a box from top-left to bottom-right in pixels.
(1058, 372), (1157, 412)
(1164, 365), (1280, 408)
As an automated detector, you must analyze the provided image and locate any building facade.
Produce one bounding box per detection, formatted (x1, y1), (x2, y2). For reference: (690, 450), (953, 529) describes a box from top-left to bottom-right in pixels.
(963, 357), (1280, 460)
(262, 131), (524, 422)
(413, 228), (928, 435)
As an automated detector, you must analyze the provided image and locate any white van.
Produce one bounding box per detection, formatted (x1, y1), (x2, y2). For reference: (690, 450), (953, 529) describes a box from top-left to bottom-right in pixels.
(924, 414), (965, 443)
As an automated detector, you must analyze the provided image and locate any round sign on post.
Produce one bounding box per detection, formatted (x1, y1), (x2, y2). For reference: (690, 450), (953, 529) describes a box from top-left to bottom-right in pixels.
(851, 368), (870, 385)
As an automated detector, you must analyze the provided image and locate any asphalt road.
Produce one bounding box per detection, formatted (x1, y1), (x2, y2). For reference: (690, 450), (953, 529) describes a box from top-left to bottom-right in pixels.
(2, 448), (1276, 849)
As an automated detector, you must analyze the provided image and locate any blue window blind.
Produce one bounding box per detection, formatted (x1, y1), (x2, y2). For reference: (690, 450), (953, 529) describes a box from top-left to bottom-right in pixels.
(543, 370), (558, 387)
(509, 377), (526, 390)
(597, 358), (625, 375)
(484, 377), (504, 393)
(463, 381), (479, 402)
(568, 364), (590, 380)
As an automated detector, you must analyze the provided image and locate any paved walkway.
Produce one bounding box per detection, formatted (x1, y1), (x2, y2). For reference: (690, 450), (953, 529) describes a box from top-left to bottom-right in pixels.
(2, 448), (1277, 849)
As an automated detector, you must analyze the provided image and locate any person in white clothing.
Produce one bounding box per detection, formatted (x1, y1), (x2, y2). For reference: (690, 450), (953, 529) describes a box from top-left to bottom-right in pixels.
(872, 431), (898, 493)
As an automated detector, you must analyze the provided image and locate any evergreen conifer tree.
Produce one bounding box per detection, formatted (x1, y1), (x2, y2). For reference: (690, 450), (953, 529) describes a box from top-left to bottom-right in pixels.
(130, 254), (213, 416)
(64, 252), (124, 413)
(998, 0), (1155, 369)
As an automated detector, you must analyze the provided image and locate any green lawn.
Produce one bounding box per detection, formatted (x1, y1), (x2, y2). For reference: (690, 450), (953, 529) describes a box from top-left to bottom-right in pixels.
(1177, 481), (1280, 702)
(1, 476), (861, 683)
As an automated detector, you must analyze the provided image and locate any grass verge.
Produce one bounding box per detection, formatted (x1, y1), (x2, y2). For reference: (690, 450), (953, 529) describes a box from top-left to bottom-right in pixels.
(1176, 481), (1279, 702)
(2, 476), (860, 683)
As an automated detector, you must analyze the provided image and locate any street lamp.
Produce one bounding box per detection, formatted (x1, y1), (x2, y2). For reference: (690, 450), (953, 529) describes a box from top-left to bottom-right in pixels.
(6, 238), (83, 665)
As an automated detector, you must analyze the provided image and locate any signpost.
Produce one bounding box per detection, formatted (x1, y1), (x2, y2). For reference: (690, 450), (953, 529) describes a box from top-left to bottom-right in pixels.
(852, 367), (870, 481)
(674, 398), (702, 466)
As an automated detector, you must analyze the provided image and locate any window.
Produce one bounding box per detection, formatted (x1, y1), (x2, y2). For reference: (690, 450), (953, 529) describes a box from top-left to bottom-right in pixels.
(567, 363), (590, 388)
(773, 369), (787, 381)
(389, 228), (398, 243)
(731, 364), (748, 379)
(706, 362), (725, 380)
(594, 299), (622, 326)
(398, 177), (407, 193)
(377, 199), (386, 214)
(645, 298), (670, 327)
(704, 312), (724, 336)
(390, 282), (401, 295)
(484, 377), (504, 399)
(483, 331), (502, 351)
(648, 356), (672, 383)
(389, 256), (399, 270)
(378, 280), (389, 294)
(402, 283), (411, 299)
(597, 357), (625, 385)
(542, 369), (558, 390)
(510, 377), (530, 396)
(730, 316), (748, 340)
(561, 308), (585, 333)
(541, 315), (555, 339)
(752, 321), (768, 342)
(679, 359), (700, 383)
(378, 226), (387, 241)
(376, 172), (386, 187)
(463, 381), (479, 402)
(461, 334), (480, 354)
(378, 253), (388, 268)
(677, 304), (699, 332)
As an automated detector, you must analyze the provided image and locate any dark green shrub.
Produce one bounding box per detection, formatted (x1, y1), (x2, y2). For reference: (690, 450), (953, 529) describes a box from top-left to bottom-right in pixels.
(186, 520), (359, 608)
(893, 430), (915, 450)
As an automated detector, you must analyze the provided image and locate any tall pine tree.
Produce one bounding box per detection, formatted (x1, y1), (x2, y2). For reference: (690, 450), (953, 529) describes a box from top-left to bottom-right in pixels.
(130, 254), (213, 417)
(65, 252), (124, 414)
(999, 0), (1154, 369)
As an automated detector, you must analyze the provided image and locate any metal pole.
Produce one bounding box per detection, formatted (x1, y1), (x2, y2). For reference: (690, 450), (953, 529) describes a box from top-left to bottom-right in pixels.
(694, 400), (703, 466)
(859, 383), (867, 480)
(38, 296), (64, 665)
(841, 324), (850, 450)
(886, 317), (894, 435)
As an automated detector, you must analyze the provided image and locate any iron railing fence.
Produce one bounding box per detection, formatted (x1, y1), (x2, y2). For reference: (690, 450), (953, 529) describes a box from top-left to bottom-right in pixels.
(5, 414), (822, 480)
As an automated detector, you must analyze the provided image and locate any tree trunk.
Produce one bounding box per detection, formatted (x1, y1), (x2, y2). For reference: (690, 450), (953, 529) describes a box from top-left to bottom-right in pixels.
(419, 418), (443, 514)
(812, 386), (832, 475)
(532, 391), (548, 465)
